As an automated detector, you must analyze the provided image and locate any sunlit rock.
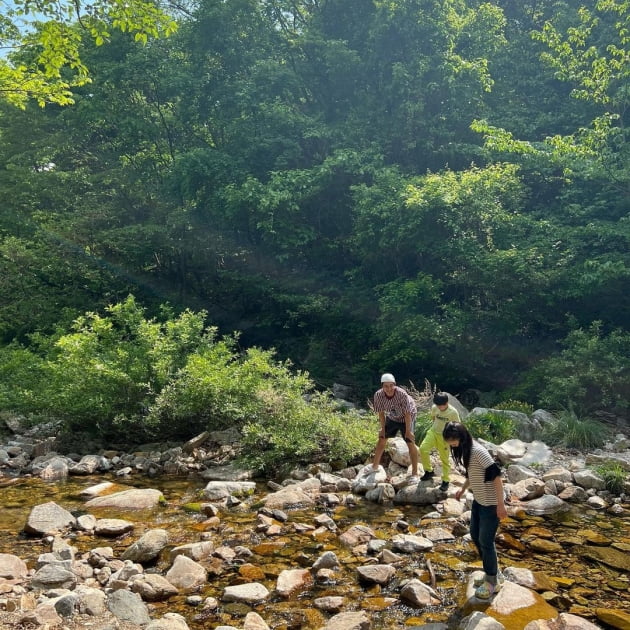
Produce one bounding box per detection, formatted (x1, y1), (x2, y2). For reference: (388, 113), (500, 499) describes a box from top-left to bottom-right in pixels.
(24, 501), (76, 536)
(165, 555), (207, 590)
(321, 610), (371, 629)
(122, 528), (169, 563)
(522, 495), (568, 516)
(0, 553), (28, 580)
(400, 578), (441, 608)
(85, 488), (164, 510)
(356, 564), (396, 585)
(94, 518), (134, 537)
(146, 612), (190, 630)
(276, 568), (313, 597)
(462, 579), (558, 628)
(222, 582), (270, 604)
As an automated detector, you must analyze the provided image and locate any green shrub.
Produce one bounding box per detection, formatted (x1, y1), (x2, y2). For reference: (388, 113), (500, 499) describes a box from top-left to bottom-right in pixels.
(414, 412), (433, 444)
(541, 408), (607, 449)
(240, 392), (374, 476)
(464, 411), (515, 443)
(594, 462), (627, 495)
(515, 323), (630, 416)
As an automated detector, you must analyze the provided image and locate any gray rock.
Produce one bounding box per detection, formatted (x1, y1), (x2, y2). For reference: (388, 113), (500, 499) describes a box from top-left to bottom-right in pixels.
(24, 501), (76, 535)
(122, 528), (169, 563)
(146, 612), (191, 630)
(106, 589), (151, 625)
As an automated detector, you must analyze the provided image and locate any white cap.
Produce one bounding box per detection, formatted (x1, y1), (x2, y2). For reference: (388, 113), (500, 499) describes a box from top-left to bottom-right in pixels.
(380, 373), (396, 383)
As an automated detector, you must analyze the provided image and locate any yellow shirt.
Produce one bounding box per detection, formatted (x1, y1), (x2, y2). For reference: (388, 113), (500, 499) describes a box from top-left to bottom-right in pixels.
(430, 403), (460, 434)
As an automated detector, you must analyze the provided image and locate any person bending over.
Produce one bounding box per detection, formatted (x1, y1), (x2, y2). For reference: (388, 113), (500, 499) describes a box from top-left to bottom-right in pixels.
(371, 373), (419, 483)
(419, 392), (460, 491)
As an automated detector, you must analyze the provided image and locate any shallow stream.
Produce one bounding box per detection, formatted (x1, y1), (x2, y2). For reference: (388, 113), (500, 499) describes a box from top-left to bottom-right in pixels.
(1, 474), (629, 629)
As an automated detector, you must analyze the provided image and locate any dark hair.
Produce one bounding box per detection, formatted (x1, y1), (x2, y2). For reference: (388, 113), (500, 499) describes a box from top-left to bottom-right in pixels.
(442, 421), (473, 471)
(433, 392), (449, 406)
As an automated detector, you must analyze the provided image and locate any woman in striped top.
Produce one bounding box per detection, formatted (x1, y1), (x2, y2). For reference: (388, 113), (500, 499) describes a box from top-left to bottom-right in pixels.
(443, 421), (507, 599)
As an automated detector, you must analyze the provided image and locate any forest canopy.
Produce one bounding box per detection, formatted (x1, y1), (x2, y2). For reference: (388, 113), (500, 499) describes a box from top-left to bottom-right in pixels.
(0, 0), (628, 432)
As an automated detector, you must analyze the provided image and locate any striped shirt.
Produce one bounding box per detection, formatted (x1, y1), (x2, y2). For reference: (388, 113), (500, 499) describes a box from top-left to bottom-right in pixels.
(467, 442), (500, 506)
(373, 386), (417, 422)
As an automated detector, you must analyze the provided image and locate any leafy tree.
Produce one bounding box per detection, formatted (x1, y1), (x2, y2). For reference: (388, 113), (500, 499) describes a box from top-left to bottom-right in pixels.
(0, 0), (177, 106)
(515, 322), (630, 416)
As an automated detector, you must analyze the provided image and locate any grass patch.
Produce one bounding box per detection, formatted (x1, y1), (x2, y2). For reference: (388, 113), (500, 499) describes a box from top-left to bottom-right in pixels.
(594, 462), (627, 495)
(465, 411), (515, 444)
(541, 408), (608, 449)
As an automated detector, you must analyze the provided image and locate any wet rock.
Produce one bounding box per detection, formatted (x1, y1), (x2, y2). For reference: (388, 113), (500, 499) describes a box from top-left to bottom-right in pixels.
(69, 454), (110, 475)
(24, 501), (76, 536)
(459, 610), (506, 628)
(422, 527), (456, 543)
(321, 610), (371, 629)
(312, 551), (339, 570)
(222, 582), (270, 604)
(79, 481), (115, 498)
(400, 578), (441, 607)
(262, 479), (320, 509)
(276, 568), (313, 597)
(85, 488), (164, 509)
(94, 518), (134, 537)
(356, 564), (396, 585)
(463, 579), (558, 628)
(365, 483), (396, 503)
(122, 528), (169, 563)
(243, 611), (271, 629)
(314, 596), (345, 612)
(165, 555), (207, 590)
(524, 612), (603, 629)
(580, 546), (630, 571)
(37, 456), (70, 481)
(169, 540), (214, 563)
(394, 484), (444, 505)
(527, 538), (563, 554)
(391, 533), (433, 553)
(76, 513), (97, 531)
(503, 568), (557, 592)
(594, 608), (630, 630)
(203, 481), (256, 501)
(339, 524), (375, 546)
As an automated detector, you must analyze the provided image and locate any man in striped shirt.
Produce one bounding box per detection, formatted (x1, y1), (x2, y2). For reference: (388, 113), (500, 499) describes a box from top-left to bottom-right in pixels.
(371, 373), (420, 483)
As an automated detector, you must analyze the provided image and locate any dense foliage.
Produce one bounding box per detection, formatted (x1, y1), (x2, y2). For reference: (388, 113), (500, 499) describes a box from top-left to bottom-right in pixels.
(0, 297), (375, 471)
(0, 0), (628, 446)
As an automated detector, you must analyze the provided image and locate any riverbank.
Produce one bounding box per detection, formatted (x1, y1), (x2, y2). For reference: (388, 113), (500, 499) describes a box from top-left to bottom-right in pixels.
(0, 416), (629, 629)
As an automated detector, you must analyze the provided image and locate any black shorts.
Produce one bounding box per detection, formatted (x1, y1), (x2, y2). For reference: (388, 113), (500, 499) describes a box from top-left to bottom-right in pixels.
(384, 417), (416, 442)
